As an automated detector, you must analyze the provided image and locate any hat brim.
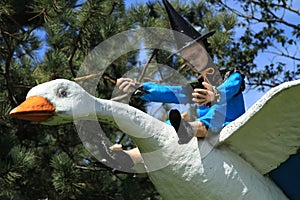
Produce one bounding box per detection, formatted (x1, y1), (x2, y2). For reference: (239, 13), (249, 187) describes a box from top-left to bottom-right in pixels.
(169, 30), (216, 58)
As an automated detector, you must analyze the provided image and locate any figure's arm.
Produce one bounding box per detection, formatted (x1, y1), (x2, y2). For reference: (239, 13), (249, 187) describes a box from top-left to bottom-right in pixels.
(116, 78), (192, 104)
(217, 72), (244, 103)
(140, 82), (192, 104)
(204, 72), (244, 132)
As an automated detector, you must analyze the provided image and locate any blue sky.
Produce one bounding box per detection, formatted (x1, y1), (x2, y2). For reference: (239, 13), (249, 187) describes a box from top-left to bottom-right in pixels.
(124, 0), (300, 109)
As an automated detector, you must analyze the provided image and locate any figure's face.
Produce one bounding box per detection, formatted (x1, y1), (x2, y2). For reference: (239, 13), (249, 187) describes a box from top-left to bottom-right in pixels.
(179, 41), (209, 73)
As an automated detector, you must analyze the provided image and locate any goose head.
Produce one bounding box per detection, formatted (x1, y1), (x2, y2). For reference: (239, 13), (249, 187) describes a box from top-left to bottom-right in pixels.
(10, 78), (173, 151)
(10, 79), (97, 125)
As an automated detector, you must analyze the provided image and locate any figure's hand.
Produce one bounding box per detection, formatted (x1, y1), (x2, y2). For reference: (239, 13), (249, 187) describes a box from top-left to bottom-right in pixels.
(192, 82), (215, 106)
(116, 78), (139, 93)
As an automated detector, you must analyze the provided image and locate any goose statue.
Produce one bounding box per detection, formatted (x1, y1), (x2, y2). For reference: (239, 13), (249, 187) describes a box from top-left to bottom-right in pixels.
(10, 79), (300, 199)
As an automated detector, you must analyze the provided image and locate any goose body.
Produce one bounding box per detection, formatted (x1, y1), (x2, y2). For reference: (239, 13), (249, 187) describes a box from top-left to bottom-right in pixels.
(10, 79), (300, 199)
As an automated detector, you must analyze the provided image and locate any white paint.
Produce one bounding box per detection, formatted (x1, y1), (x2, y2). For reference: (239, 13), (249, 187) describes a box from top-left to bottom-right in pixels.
(219, 79), (300, 174)
(23, 78), (299, 199)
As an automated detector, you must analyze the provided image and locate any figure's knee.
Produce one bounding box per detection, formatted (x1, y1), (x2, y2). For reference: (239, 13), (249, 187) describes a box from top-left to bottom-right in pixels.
(124, 147), (144, 165)
(110, 145), (144, 165)
(189, 121), (208, 138)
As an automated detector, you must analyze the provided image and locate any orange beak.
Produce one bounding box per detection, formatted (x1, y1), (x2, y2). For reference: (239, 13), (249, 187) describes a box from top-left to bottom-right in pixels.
(10, 96), (55, 122)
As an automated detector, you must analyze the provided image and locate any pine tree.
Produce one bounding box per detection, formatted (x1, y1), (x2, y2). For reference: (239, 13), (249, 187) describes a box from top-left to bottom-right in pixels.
(0, 0), (268, 199)
(1, 0), (159, 199)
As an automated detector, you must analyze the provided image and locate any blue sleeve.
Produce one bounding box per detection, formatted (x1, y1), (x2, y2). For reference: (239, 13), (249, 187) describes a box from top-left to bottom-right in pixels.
(200, 72), (245, 132)
(200, 103), (227, 133)
(140, 82), (191, 104)
(217, 72), (243, 103)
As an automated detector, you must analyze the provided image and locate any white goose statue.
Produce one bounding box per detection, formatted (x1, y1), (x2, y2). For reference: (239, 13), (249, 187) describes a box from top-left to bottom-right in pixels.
(10, 79), (300, 199)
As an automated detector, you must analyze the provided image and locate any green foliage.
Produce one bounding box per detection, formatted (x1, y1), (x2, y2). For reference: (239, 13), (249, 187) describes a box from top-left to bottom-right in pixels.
(51, 153), (81, 198)
(0, 0), (156, 199)
(208, 0), (300, 90)
(1, 0), (299, 199)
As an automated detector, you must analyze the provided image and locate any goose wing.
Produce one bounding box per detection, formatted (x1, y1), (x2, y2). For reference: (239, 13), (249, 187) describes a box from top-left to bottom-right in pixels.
(218, 80), (300, 175)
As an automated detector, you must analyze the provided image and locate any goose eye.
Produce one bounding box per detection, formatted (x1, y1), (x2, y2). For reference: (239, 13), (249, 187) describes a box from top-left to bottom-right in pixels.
(57, 88), (68, 97)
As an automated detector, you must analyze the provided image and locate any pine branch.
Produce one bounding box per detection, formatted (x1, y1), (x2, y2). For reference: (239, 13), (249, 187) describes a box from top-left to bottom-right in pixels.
(67, 45), (78, 78)
(258, 1), (300, 16)
(75, 165), (110, 172)
(282, 3), (300, 15)
(73, 73), (99, 81)
(246, 81), (280, 89)
(1, 30), (18, 107)
(12, 84), (33, 89)
(26, 9), (45, 34)
(264, 50), (300, 61)
(3, 14), (25, 33)
(138, 49), (159, 82)
(68, 1), (106, 78)
(257, 1), (300, 30)
(67, 14), (92, 77)
(217, 0), (300, 30)
(108, 1), (119, 16)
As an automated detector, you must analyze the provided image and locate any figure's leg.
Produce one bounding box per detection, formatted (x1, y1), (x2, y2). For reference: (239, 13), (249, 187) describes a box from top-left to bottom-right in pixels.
(110, 144), (143, 165)
(110, 110), (208, 164)
(124, 148), (144, 165)
(169, 109), (208, 144)
(110, 121), (208, 165)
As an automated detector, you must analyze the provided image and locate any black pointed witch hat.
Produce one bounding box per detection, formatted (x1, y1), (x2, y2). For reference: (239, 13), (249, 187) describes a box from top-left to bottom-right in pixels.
(162, 0), (215, 53)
